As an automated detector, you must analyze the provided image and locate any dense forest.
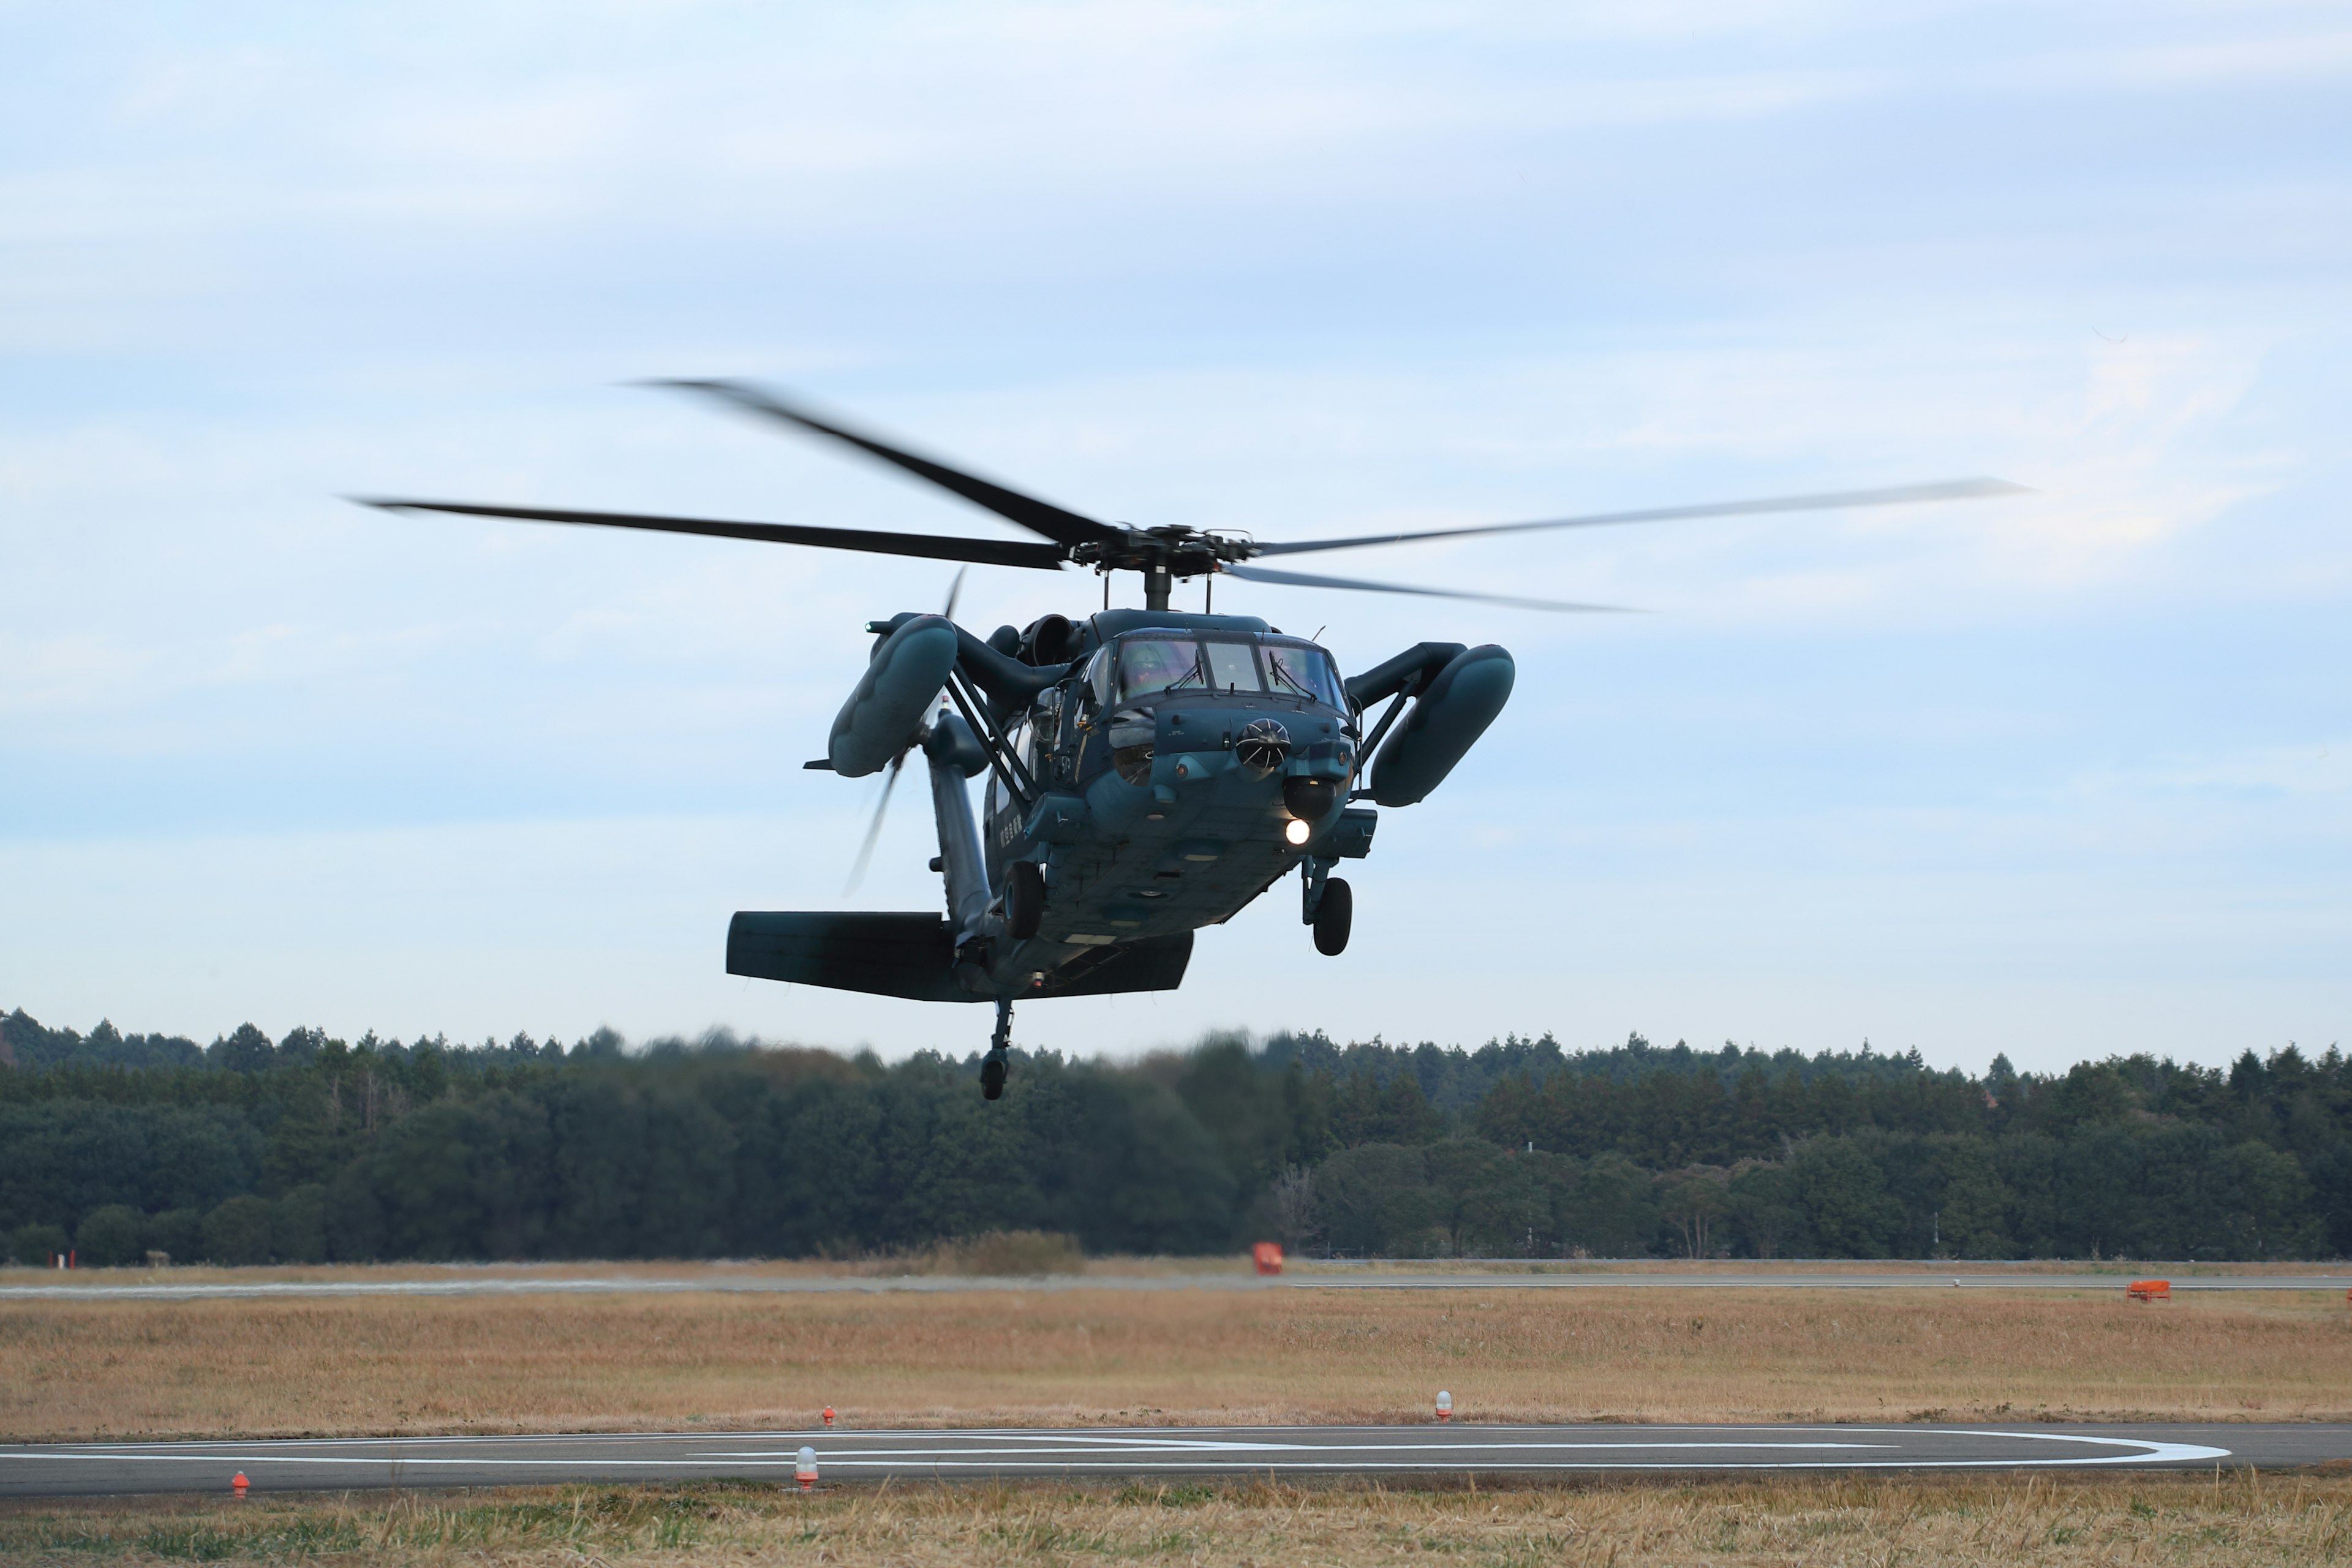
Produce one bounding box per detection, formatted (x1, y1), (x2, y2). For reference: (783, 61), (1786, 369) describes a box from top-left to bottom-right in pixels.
(3, 1009), (2345, 1265)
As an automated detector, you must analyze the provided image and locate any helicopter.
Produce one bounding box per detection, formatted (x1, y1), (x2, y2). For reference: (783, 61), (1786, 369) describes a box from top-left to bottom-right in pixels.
(363, 380), (2022, 1098)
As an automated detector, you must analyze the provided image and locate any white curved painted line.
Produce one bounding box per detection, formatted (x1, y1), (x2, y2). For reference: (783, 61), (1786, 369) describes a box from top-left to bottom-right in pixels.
(0, 1428), (2230, 1472)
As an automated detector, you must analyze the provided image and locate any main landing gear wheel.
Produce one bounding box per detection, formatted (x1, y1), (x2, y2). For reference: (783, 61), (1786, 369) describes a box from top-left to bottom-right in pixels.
(1313, 876), (1352, 956)
(981, 997), (1014, 1100)
(1006, 861), (1045, 941)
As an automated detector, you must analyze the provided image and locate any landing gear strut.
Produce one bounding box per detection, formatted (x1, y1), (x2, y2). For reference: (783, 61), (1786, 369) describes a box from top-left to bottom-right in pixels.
(981, 997), (1013, 1100)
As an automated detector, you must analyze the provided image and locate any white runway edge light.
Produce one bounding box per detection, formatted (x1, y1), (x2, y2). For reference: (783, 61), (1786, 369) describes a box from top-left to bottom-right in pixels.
(796, 1446), (818, 1491)
(1284, 818), (1312, 846)
(1435, 1390), (1453, 1422)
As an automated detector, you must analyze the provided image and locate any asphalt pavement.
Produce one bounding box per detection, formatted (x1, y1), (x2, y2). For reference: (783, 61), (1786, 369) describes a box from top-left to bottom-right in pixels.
(5, 1423), (2343, 1497)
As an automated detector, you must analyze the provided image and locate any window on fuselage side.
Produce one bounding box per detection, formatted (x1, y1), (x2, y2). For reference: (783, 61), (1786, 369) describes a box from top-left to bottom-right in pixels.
(987, 716), (1028, 821)
(1022, 707), (1046, 774)
(1262, 641), (1344, 708)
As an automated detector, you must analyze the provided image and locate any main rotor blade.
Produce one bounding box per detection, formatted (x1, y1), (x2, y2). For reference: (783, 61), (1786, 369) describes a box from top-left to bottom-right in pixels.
(1252, 477), (2031, 557)
(1222, 562), (1634, 614)
(356, 499), (1071, 571)
(647, 379), (1124, 551)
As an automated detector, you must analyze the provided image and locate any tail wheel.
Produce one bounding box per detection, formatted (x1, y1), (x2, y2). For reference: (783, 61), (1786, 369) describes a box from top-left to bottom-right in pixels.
(1313, 877), (1352, 956)
(1006, 861), (1046, 940)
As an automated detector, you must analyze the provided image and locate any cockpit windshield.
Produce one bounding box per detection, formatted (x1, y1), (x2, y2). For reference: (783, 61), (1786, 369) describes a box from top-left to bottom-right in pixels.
(1262, 641), (1346, 708)
(1117, 638), (1202, 700)
(1114, 633), (1344, 708)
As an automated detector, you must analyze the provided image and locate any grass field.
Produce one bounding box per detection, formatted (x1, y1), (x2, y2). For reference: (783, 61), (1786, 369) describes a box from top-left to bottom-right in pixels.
(7, 1473), (2351, 1566)
(6, 1281), (2349, 1441)
(6, 1254), (2340, 1287)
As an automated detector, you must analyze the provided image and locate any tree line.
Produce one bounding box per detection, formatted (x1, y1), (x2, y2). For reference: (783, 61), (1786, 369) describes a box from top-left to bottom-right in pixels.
(2, 1009), (2345, 1265)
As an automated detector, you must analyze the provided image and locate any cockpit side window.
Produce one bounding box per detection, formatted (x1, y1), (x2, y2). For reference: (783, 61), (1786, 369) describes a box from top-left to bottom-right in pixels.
(1262, 642), (1345, 708)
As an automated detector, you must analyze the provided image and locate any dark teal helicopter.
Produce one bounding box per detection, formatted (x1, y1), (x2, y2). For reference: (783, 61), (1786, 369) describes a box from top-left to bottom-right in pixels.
(366, 382), (2021, 1098)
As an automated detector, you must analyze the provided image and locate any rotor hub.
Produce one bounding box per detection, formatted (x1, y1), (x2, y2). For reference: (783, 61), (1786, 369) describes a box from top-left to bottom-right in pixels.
(1070, 525), (1254, 582)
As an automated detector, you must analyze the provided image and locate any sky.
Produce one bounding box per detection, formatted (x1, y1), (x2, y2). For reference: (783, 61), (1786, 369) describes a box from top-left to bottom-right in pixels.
(4, 1), (2348, 1075)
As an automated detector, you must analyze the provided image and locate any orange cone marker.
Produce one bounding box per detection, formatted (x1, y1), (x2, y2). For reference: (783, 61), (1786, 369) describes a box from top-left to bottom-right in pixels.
(822, 1406), (835, 1429)
(231, 1472), (249, 1499)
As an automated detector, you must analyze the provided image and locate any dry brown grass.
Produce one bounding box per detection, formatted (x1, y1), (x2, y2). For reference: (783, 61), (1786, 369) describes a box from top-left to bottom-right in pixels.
(7, 1472), (2352, 1566)
(918, 1231), (1087, 1276)
(12, 1254), (2334, 1292)
(7, 1286), (2350, 1442)
(0, 1248), (1235, 1289)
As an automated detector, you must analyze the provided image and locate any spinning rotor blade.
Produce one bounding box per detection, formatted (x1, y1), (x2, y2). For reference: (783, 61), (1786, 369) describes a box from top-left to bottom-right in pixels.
(356, 499), (1070, 571)
(1253, 477), (2031, 557)
(844, 753), (905, 895)
(647, 379), (1123, 550)
(1222, 562), (1634, 614)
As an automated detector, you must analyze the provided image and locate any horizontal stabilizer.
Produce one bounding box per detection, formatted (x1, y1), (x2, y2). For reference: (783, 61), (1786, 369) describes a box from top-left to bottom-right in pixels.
(728, 911), (964, 1002)
(726, 913), (1195, 1002)
(1035, 931), (1194, 998)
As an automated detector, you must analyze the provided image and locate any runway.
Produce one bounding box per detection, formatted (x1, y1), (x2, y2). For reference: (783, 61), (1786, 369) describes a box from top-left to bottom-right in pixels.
(5, 1423), (2339, 1496)
(1292, 1273), (2352, 1292)
(3, 1270), (2346, 1302)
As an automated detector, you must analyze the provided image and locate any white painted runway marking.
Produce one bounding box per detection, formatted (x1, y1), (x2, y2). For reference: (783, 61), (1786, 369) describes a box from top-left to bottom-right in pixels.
(697, 1441), (1898, 1458)
(0, 1427), (2231, 1477)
